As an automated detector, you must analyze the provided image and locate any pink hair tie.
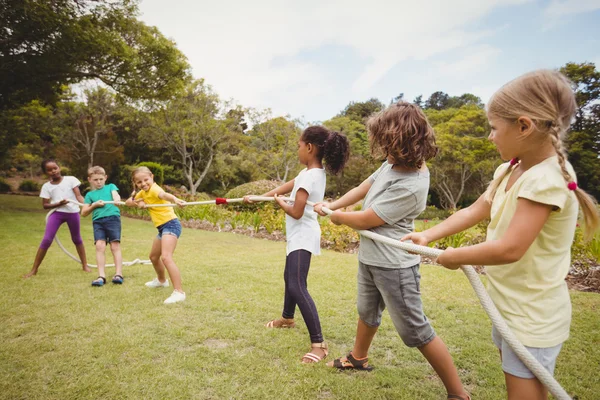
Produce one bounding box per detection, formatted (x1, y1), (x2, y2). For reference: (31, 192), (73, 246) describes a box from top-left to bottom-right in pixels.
(509, 158), (518, 166)
(567, 182), (577, 191)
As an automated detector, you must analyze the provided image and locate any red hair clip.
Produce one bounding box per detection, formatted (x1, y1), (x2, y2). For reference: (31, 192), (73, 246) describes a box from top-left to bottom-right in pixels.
(567, 182), (577, 191)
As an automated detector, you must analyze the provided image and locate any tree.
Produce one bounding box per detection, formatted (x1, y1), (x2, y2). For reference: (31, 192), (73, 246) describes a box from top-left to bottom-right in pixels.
(0, 0), (190, 111)
(426, 105), (499, 209)
(323, 115), (377, 195)
(425, 91), (450, 110)
(55, 88), (124, 175)
(141, 80), (230, 195)
(560, 62), (600, 199)
(424, 92), (482, 110)
(247, 111), (302, 182)
(339, 98), (385, 123)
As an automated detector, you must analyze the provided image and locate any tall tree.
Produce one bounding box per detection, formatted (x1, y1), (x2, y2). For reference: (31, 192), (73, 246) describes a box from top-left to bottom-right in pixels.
(426, 105), (499, 209)
(0, 0), (190, 111)
(55, 88), (124, 176)
(339, 98), (385, 123)
(247, 111), (302, 182)
(560, 62), (600, 199)
(141, 80), (230, 195)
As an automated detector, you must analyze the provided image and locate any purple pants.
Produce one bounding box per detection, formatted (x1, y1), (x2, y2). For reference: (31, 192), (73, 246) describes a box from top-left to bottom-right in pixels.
(40, 211), (83, 250)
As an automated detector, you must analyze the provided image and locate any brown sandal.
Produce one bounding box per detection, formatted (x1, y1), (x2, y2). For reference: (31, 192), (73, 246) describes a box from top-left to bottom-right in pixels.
(329, 352), (374, 371)
(265, 317), (296, 328)
(302, 342), (328, 364)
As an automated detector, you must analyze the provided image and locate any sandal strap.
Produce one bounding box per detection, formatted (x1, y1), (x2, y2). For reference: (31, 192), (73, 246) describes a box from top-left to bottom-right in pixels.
(95, 276), (106, 283)
(303, 353), (322, 363)
(113, 275), (123, 279)
(346, 352), (368, 368)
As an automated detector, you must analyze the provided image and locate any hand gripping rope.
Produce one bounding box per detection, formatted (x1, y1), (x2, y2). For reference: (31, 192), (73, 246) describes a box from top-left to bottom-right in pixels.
(247, 196), (573, 400)
(53, 196), (571, 399)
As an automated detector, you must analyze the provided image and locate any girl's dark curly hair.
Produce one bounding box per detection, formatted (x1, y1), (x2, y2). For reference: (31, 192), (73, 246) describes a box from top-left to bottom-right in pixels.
(366, 101), (437, 168)
(301, 126), (350, 175)
(40, 159), (58, 172)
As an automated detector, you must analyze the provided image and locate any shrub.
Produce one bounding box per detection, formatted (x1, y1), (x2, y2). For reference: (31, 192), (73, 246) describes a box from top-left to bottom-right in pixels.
(19, 179), (40, 192)
(0, 178), (11, 193)
(419, 206), (451, 220)
(225, 180), (281, 211)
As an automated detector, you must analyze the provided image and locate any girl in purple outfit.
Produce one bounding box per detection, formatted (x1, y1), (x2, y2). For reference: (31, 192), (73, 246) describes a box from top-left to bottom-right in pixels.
(24, 160), (90, 278)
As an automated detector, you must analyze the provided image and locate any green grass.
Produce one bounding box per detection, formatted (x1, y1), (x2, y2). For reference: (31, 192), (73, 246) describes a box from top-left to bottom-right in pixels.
(0, 194), (598, 400)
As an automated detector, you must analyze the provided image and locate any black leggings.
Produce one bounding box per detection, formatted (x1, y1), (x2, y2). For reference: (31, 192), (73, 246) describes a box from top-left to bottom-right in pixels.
(282, 249), (323, 343)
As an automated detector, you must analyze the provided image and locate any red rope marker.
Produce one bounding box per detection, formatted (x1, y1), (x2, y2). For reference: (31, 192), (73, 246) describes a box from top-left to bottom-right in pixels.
(215, 198), (228, 205)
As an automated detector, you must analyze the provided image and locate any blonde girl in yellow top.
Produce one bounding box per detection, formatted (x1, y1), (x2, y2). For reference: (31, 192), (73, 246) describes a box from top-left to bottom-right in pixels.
(403, 70), (599, 400)
(125, 166), (187, 304)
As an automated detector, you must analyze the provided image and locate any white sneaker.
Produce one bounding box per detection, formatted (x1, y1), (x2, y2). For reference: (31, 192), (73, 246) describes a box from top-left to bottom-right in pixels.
(164, 290), (186, 304)
(145, 278), (169, 288)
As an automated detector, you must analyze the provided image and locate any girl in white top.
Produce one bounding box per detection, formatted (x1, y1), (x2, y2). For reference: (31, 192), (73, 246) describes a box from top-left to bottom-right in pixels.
(245, 126), (350, 363)
(403, 70), (599, 399)
(24, 159), (90, 278)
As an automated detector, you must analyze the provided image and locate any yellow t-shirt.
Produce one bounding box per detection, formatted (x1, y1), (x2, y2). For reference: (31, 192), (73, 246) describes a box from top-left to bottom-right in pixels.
(134, 183), (178, 227)
(486, 156), (577, 348)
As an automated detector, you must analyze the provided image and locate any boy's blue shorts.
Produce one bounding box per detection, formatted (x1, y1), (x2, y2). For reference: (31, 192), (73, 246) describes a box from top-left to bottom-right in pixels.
(92, 215), (121, 244)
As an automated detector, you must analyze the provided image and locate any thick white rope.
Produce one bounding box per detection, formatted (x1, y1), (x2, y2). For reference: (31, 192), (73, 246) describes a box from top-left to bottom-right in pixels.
(59, 196), (571, 398)
(48, 202), (152, 268)
(249, 196), (572, 400)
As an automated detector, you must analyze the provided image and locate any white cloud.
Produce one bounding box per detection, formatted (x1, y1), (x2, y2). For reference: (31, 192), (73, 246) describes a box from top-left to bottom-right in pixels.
(544, 0), (600, 16)
(137, 0), (533, 118)
(543, 0), (600, 30)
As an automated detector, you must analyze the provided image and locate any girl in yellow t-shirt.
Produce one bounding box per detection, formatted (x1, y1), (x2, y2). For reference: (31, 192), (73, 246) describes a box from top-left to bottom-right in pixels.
(403, 70), (599, 399)
(125, 166), (187, 304)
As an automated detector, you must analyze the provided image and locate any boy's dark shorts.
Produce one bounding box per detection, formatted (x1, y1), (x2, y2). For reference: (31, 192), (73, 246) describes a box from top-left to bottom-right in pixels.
(357, 262), (436, 348)
(92, 215), (121, 244)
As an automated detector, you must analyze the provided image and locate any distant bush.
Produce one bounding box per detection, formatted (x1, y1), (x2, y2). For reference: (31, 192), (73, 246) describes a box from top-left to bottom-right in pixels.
(0, 178), (11, 193)
(137, 162), (165, 186)
(19, 180), (40, 192)
(418, 206), (451, 220)
(225, 180), (281, 211)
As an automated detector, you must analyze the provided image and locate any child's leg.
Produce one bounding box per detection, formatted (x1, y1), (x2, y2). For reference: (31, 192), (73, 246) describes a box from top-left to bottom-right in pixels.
(149, 237), (167, 283)
(160, 235), (182, 292)
(95, 240), (107, 277)
(418, 337), (467, 398)
(285, 250), (322, 341)
(65, 212), (89, 271)
(24, 212), (65, 277)
(282, 253), (296, 319)
(110, 241), (123, 278)
(505, 373), (547, 400)
(351, 318), (379, 358)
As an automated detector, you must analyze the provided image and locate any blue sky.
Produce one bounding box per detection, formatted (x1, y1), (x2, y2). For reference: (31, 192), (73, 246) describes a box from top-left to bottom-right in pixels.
(137, 0), (600, 123)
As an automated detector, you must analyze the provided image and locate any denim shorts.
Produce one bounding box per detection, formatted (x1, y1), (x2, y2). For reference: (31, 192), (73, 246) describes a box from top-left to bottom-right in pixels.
(92, 216), (121, 243)
(357, 262), (436, 348)
(492, 326), (563, 379)
(157, 218), (182, 239)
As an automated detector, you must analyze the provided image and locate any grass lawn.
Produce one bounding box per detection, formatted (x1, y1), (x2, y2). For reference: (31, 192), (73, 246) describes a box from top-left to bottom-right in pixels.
(0, 194), (598, 400)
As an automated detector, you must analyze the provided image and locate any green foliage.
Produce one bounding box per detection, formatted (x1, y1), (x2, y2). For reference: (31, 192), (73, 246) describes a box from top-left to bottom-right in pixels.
(339, 98), (385, 123)
(418, 206), (451, 220)
(18, 180), (40, 192)
(0, 0), (190, 111)
(224, 180), (281, 210)
(137, 162), (165, 186)
(426, 105), (500, 209)
(560, 62), (600, 200)
(0, 178), (11, 193)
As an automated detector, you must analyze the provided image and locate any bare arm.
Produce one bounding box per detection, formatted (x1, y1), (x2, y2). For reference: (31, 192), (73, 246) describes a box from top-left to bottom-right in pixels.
(402, 193), (491, 246)
(158, 190), (185, 206)
(41, 198), (68, 210)
(275, 188), (308, 220)
(437, 197), (552, 269)
(330, 208), (385, 230)
(72, 186), (85, 204)
(314, 177), (372, 216)
(112, 190), (121, 202)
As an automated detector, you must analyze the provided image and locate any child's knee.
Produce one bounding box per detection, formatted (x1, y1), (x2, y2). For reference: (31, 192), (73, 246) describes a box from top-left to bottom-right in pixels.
(149, 253), (161, 263)
(109, 241), (121, 251)
(95, 241), (106, 251)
